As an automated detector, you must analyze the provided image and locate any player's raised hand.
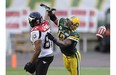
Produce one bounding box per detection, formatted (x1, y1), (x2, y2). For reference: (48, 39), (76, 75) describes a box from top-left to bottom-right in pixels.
(96, 25), (106, 39)
(40, 3), (56, 12)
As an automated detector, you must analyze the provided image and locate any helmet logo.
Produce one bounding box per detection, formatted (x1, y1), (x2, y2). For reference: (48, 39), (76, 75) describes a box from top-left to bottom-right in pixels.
(28, 16), (35, 22)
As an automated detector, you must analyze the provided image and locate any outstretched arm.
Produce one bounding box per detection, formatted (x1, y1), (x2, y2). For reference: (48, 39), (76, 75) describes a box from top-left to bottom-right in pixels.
(47, 32), (72, 47)
(44, 11), (50, 21)
(54, 39), (72, 47)
(40, 3), (58, 25)
(48, 11), (58, 25)
(44, 11), (58, 25)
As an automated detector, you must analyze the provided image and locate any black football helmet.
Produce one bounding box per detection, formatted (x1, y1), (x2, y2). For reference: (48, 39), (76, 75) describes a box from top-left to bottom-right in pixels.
(28, 12), (43, 27)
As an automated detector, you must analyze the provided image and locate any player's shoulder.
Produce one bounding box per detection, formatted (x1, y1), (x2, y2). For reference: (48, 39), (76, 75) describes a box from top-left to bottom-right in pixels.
(58, 18), (66, 27)
(67, 31), (80, 42)
(43, 20), (49, 24)
(59, 17), (65, 20)
(59, 18), (66, 22)
(31, 20), (50, 32)
(70, 30), (80, 38)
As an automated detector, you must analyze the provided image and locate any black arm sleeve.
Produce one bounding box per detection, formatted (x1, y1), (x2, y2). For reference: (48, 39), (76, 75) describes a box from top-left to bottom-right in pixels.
(48, 11), (57, 22)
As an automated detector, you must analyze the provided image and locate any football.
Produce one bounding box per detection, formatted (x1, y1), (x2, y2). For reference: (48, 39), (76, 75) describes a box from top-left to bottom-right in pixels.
(96, 26), (106, 39)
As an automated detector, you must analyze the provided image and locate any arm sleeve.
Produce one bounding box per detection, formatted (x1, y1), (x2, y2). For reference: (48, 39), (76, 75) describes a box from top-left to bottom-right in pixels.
(48, 12), (57, 22)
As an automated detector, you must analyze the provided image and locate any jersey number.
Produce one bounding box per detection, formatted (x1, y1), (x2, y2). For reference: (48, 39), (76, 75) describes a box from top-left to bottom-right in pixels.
(43, 35), (51, 49)
(58, 31), (65, 40)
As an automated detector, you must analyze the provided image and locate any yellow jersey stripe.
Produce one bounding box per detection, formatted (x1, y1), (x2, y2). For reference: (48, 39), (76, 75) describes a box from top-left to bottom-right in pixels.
(67, 36), (79, 42)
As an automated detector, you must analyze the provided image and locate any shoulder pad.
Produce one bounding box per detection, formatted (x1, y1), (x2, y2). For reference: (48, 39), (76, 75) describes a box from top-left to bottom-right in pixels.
(31, 20), (50, 32)
(67, 32), (80, 42)
(59, 18), (65, 24)
(70, 32), (80, 38)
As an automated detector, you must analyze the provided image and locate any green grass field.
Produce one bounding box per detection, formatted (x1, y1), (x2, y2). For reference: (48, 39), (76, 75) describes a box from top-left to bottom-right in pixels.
(6, 67), (110, 75)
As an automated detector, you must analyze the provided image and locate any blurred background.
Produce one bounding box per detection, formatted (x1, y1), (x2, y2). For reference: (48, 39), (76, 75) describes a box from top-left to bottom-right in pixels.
(6, 0), (110, 75)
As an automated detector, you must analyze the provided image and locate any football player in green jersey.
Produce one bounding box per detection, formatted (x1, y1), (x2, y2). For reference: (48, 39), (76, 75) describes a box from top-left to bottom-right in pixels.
(46, 8), (81, 75)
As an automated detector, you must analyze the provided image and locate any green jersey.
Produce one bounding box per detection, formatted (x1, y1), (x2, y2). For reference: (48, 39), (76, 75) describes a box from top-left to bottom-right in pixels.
(57, 18), (80, 56)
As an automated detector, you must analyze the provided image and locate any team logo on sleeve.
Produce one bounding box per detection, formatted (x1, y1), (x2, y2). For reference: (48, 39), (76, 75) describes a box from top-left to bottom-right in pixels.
(33, 34), (37, 39)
